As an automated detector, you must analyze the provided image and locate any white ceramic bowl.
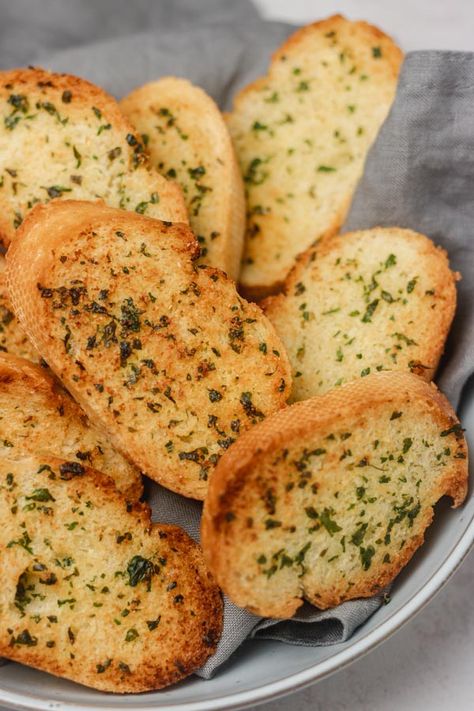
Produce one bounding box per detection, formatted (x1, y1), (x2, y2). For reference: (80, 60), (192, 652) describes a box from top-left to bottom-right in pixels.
(0, 387), (473, 711)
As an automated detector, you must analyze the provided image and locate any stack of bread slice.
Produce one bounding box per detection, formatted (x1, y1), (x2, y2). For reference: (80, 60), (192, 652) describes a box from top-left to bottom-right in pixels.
(0, 67), (234, 691)
(7, 200), (290, 500)
(0, 12), (468, 695)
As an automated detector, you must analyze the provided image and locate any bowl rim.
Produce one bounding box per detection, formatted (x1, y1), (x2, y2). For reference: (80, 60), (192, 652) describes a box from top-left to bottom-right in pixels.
(1, 509), (473, 711)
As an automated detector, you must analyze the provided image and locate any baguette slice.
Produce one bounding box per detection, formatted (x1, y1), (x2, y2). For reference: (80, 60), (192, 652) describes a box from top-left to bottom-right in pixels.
(7, 200), (291, 500)
(264, 228), (458, 401)
(0, 255), (39, 362)
(202, 372), (468, 617)
(0, 67), (188, 247)
(121, 77), (245, 279)
(0, 352), (142, 500)
(0, 454), (222, 692)
(228, 15), (402, 297)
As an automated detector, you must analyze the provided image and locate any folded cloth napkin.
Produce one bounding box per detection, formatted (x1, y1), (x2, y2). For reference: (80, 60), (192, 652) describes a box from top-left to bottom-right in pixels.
(3, 0), (473, 680)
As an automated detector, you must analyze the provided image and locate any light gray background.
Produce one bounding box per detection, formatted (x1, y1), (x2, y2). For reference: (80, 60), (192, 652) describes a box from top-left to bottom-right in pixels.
(251, 5), (474, 711)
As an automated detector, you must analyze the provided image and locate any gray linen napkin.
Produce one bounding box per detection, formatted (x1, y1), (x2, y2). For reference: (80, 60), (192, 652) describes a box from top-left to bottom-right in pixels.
(344, 51), (474, 410)
(2, 0), (473, 680)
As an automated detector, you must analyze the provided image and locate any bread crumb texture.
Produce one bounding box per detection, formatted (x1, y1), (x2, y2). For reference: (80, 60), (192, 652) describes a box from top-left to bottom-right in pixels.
(265, 228), (458, 400)
(202, 372), (468, 617)
(228, 15), (402, 294)
(0, 67), (187, 247)
(6, 201), (291, 500)
(0, 255), (38, 361)
(0, 455), (222, 692)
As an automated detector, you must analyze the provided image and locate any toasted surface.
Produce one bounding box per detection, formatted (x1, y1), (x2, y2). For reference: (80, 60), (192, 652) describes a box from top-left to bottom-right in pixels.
(0, 67), (187, 247)
(0, 352), (142, 500)
(121, 77), (245, 279)
(228, 15), (402, 296)
(0, 454), (222, 692)
(0, 255), (39, 362)
(7, 200), (291, 500)
(264, 228), (458, 401)
(202, 372), (468, 617)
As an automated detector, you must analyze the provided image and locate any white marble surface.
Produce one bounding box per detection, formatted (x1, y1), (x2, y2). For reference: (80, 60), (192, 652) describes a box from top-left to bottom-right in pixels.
(251, 5), (474, 711)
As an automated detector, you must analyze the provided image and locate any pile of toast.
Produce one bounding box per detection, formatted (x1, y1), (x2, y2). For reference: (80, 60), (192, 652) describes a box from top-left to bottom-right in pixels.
(0, 14), (468, 694)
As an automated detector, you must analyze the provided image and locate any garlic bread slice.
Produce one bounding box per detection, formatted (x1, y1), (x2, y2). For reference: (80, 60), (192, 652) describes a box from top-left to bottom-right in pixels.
(121, 77), (245, 279)
(228, 15), (402, 296)
(7, 200), (291, 499)
(264, 228), (458, 400)
(0, 454), (222, 691)
(202, 372), (468, 616)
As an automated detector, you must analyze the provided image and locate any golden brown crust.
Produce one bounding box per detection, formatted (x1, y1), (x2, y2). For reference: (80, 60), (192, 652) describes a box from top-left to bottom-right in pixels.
(121, 77), (245, 280)
(0, 67), (187, 247)
(0, 254), (39, 361)
(228, 14), (403, 294)
(6, 199), (291, 499)
(0, 453), (222, 692)
(238, 279), (285, 303)
(263, 227), (458, 400)
(202, 372), (468, 617)
(0, 351), (142, 499)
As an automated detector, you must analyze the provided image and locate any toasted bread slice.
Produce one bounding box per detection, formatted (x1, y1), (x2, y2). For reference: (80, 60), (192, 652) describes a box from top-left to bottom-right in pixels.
(0, 67), (188, 247)
(0, 454), (222, 692)
(121, 77), (245, 279)
(0, 352), (142, 500)
(202, 372), (468, 617)
(7, 200), (291, 500)
(264, 228), (458, 401)
(227, 15), (402, 297)
(0, 255), (39, 361)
